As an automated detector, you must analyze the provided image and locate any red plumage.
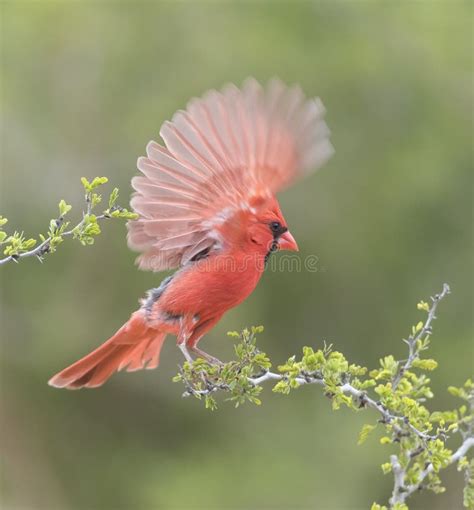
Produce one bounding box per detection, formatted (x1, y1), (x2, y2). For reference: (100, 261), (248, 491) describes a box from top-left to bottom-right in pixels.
(49, 78), (333, 389)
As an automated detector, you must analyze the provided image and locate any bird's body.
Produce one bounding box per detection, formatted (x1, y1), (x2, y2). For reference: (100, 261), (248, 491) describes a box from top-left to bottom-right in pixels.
(49, 78), (333, 389)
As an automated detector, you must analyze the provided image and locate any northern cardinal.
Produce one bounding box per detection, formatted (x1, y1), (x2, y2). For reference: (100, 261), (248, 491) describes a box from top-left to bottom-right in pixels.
(49, 78), (333, 389)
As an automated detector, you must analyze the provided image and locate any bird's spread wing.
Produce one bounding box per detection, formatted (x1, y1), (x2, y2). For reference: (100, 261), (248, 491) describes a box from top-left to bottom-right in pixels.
(127, 77), (334, 271)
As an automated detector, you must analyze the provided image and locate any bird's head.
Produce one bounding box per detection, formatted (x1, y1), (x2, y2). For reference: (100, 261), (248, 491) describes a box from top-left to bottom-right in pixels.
(244, 195), (299, 255)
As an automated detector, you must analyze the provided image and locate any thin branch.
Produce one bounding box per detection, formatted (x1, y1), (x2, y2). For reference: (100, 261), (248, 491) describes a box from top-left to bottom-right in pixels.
(390, 386), (474, 506)
(398, 437), (474, 503)
(185, 369), (439, 442)
(0, 178), (136, 266)
(390, 454), (407, 506)
(392, 283), (451, 391)
(177, 284), (472, 508)
(184, 286), (452, 444)
(0, 212), (109, 265)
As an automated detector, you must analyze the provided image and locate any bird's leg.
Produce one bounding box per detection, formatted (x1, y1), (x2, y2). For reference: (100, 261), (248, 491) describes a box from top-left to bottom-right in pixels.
(178, 343), (194, 364)
(176, 314), (198, 364)
(189, 346), (223, 365)
(186, 315), (225, 366)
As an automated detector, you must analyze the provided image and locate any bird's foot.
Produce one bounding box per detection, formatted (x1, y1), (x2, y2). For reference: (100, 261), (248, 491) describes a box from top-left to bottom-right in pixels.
(178, 342), (194, 364)
(190, 346), (223, 366)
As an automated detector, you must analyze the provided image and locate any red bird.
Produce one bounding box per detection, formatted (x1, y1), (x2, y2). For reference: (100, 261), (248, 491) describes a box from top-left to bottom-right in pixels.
(49, 78), (333, 389)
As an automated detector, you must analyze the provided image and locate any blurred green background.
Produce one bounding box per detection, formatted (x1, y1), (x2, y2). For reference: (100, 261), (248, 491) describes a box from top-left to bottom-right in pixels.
(1, 1), (472, 509)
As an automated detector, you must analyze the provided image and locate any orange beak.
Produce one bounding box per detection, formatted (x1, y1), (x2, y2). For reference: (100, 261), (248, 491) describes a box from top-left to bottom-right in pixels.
(278, 230), (299, 252)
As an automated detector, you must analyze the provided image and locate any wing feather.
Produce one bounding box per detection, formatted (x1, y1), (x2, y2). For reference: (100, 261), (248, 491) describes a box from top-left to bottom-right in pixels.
(127, 78), (334, 271)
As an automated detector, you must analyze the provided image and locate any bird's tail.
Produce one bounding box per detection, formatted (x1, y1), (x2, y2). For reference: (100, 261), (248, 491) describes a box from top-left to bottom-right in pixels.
(48, 311), (167, 389)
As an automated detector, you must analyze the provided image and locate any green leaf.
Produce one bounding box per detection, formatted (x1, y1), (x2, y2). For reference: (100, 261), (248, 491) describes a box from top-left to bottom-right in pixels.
(81, 177), (91, 191)
(23, 238), (37, 250)
(377, 355), (398, 378)
(205, 395), (217, 410)
(417, 300), (430, 312)
(90, 176), (108, 189)
(412, 359), (438, 371)
(58, 199), (72, 216)
(358, 423), (376, 445)
(108, 187), (119, 208)
(110, 208), (137, 219)
(393, 504), (408, 510)
(448, 386), (468, 400)
(91, 193), (102, 208)
(272, 380), (290, 395)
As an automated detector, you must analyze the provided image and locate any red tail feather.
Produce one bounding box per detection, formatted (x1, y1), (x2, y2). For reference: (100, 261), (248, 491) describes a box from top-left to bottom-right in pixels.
(48, 312), (166, 389)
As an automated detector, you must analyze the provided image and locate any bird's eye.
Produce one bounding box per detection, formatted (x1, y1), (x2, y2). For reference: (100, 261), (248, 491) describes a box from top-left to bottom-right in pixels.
(270, 221), (282, 233)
